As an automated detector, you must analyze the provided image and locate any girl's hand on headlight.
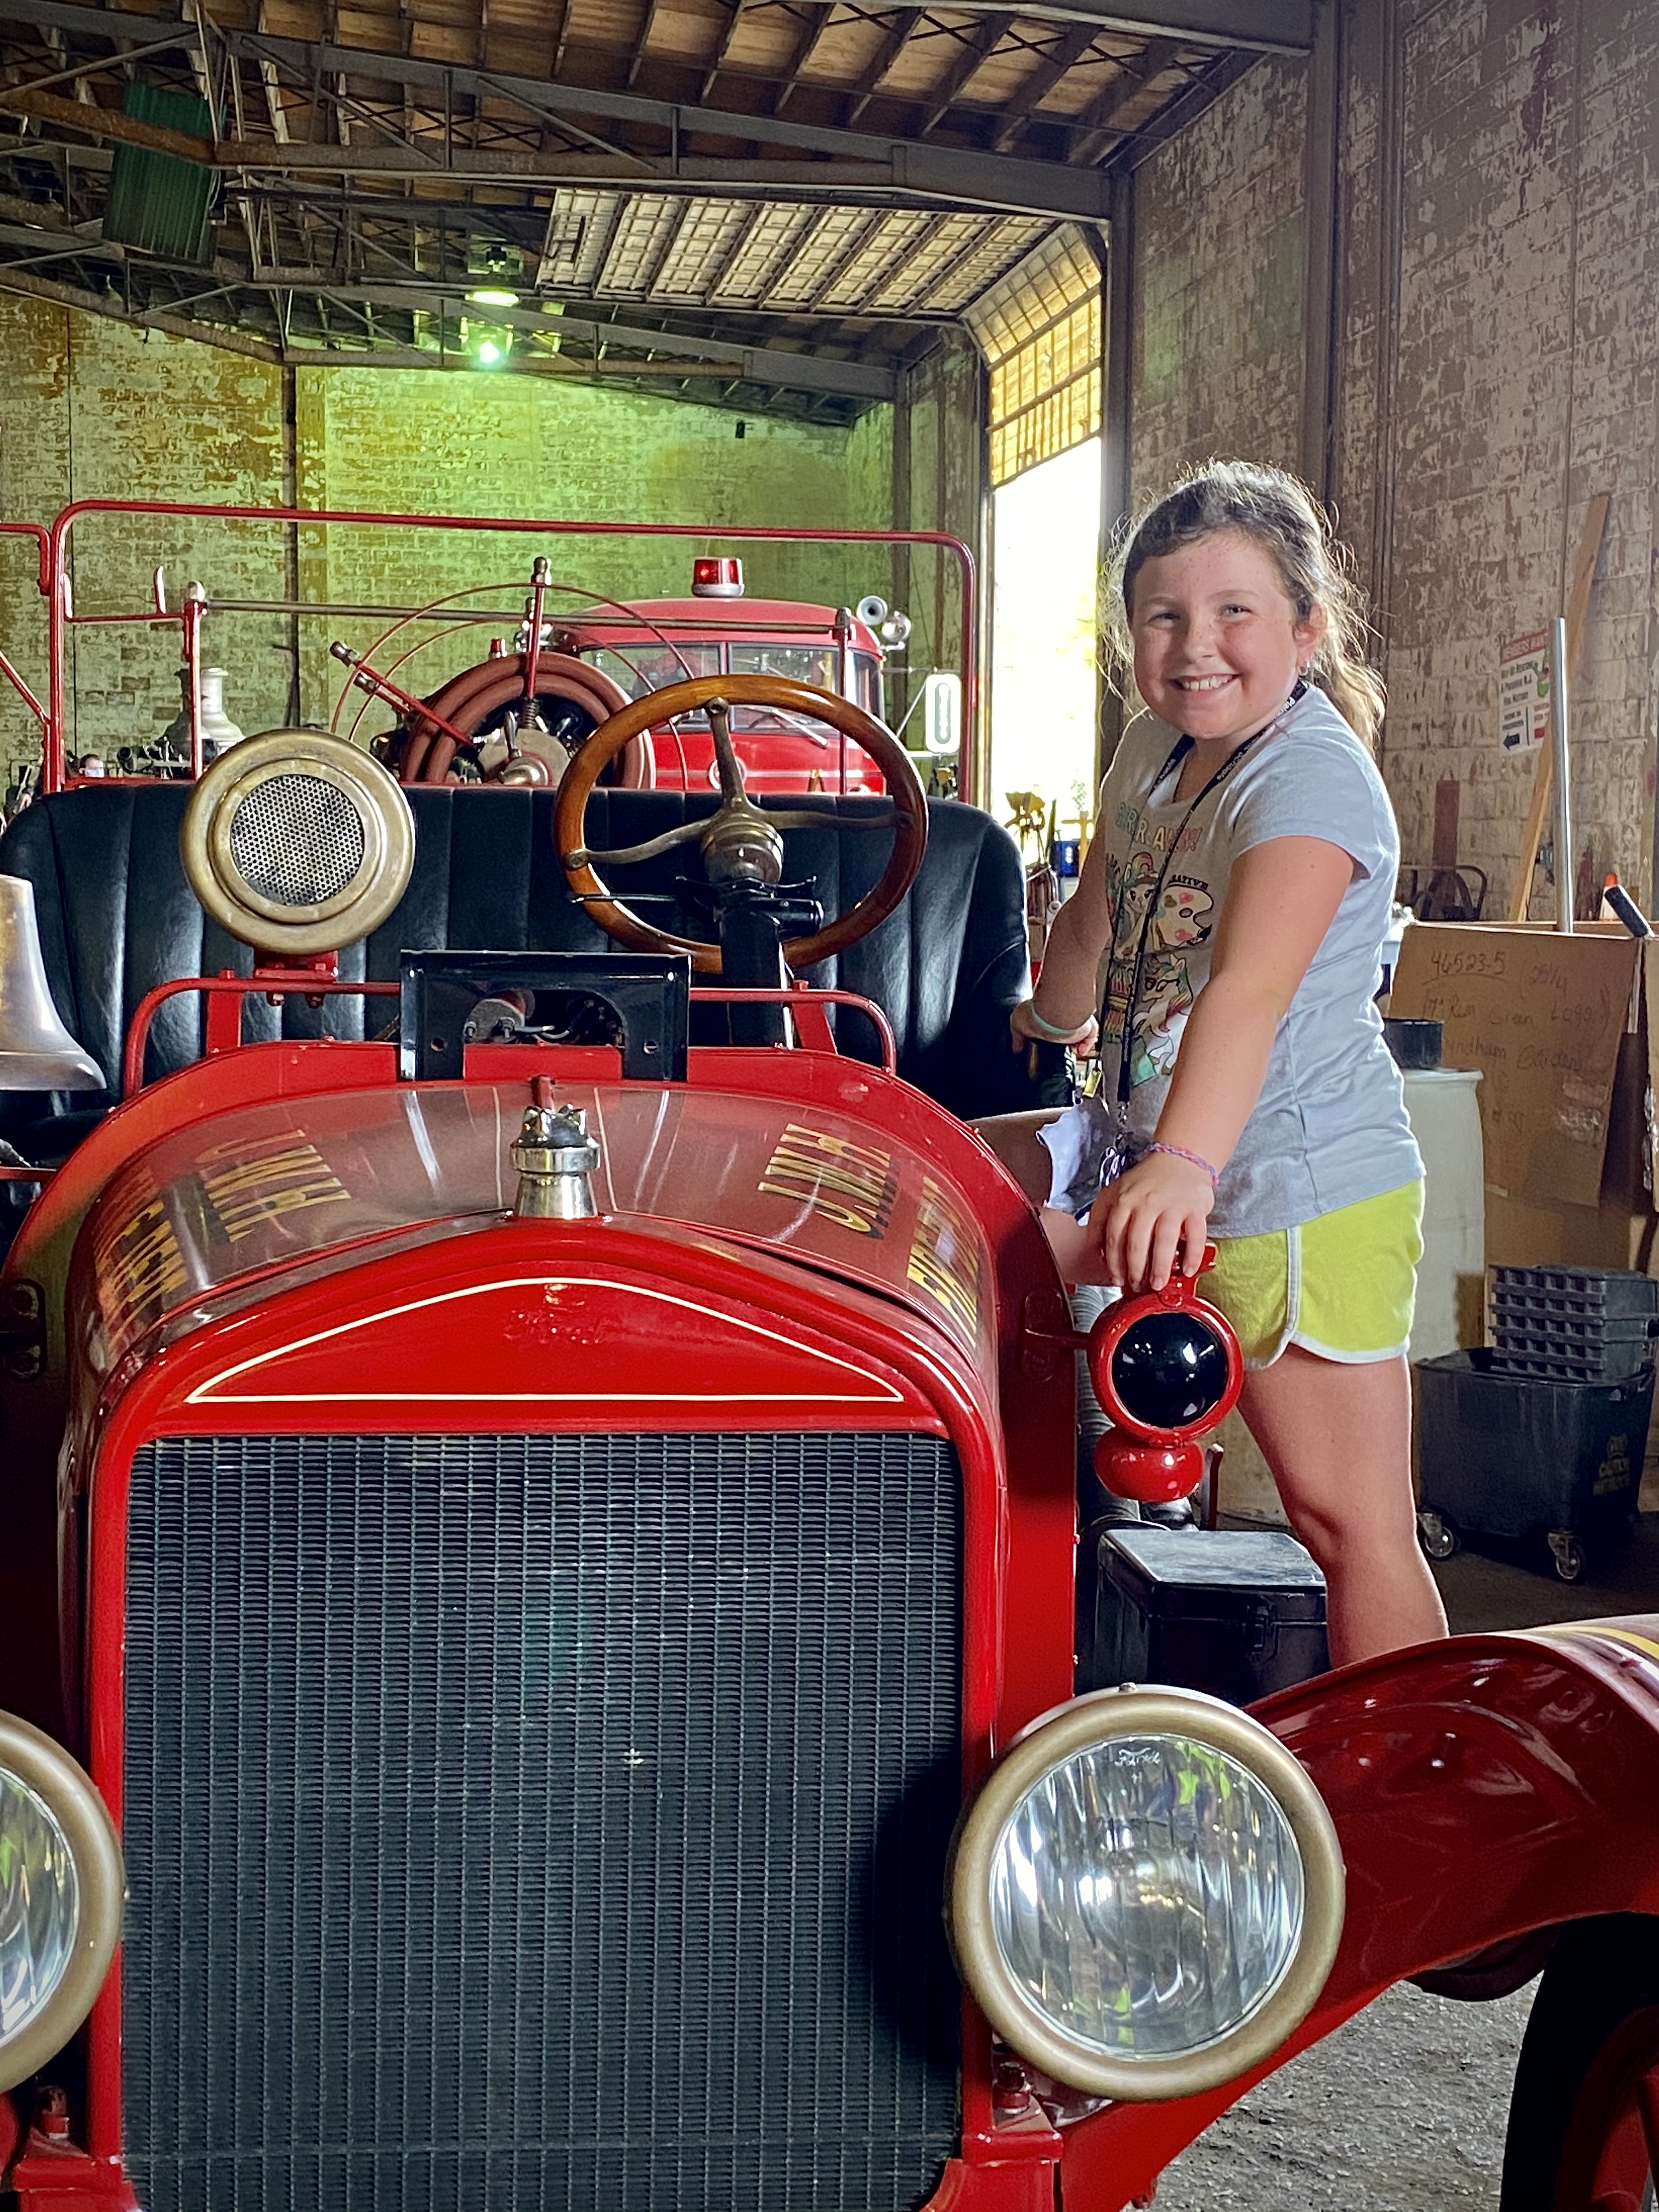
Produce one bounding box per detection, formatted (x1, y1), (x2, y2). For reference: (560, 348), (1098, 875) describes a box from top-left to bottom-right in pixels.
(1093, 1152), (1214, 1291)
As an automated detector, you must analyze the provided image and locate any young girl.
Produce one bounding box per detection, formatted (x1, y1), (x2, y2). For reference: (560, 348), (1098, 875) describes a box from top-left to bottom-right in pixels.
(979, 460), (1448, 1668)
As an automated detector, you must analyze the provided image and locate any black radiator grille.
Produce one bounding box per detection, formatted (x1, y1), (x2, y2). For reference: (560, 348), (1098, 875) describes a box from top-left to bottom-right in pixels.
(122, 1432), (963, 2212)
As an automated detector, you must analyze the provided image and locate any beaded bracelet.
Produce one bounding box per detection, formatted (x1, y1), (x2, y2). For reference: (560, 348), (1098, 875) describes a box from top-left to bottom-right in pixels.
(1146, 1140), (1220, 1187)
(1022, 1001), (1085, 1042)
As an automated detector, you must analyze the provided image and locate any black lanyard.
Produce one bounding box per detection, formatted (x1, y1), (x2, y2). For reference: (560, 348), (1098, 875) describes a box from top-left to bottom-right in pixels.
(1105, 685), (1304, 1111)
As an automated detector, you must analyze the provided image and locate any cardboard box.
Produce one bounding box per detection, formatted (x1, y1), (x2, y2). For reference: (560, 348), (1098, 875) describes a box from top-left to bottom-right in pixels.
(1389, 923), (1657, 1273)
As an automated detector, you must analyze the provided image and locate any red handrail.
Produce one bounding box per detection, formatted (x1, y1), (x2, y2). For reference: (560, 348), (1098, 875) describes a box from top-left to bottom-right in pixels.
(123, 974), (899, 1095)
(689, 984), (898, 1074)
(122, 974), (402, 1098)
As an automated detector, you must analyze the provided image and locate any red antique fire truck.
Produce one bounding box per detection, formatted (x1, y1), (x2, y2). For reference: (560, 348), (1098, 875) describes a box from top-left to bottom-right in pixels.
(0, 501), (1657, 2212)
(345, 556), (910, 797)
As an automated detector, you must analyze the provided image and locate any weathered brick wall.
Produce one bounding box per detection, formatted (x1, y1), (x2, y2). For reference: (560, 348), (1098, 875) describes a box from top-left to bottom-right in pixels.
(0, 298), (292, 769)
(1130, 56), (1310, 503)
(295, 366), (894, 730)
(0, 295), (895, 766)
(1127, 4), (1659, 918)
(0, 299), (69, 795)
(1353, 0), (1659, 914)
(892, 335), (983, 778)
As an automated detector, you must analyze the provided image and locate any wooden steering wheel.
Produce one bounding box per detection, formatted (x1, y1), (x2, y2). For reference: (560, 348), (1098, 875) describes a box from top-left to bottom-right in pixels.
(555, 674), (928, 975)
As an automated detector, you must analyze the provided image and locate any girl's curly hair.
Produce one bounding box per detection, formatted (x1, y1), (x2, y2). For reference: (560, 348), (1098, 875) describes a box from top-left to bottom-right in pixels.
(1102, 459), (1385, 747)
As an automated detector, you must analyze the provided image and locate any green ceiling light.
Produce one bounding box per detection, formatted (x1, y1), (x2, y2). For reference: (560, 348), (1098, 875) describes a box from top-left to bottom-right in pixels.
(467, 288), (521, 308)
(460, 319), (514, 368)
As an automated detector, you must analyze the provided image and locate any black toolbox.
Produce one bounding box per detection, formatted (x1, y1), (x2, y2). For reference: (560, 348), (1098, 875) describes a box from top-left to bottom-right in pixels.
(1079, 1524), (1330, 1706)
(1415, 1347), (1654, 1582)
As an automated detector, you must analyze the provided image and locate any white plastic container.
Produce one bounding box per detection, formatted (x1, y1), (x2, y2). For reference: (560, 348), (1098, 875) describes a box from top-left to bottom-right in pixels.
(1401, 1066), (1485, 1362)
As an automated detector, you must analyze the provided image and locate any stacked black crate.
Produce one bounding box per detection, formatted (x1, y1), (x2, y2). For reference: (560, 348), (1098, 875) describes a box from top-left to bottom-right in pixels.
(1487, 1265), (1659, 1382)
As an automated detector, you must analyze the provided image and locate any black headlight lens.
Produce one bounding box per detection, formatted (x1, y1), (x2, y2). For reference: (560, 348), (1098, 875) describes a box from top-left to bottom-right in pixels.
(1110, 1310), (1232, 1429)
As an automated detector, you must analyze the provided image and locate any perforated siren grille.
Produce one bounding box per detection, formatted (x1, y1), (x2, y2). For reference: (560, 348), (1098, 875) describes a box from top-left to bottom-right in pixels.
(227, 774), (366, 907)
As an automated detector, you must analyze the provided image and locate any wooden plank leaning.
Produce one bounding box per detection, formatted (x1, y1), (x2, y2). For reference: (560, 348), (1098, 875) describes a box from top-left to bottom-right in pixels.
(1508, 490), (1610, 923)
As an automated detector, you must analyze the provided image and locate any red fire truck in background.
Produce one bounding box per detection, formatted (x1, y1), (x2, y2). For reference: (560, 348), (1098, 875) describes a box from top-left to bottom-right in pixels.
(545, 556), (906, 795)
(365, 556), (904, 794)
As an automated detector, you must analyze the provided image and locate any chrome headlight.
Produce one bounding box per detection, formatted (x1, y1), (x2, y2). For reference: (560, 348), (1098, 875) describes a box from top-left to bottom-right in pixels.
(0, 1713), (124, 2094)
(948, 1688), (1344, 2101)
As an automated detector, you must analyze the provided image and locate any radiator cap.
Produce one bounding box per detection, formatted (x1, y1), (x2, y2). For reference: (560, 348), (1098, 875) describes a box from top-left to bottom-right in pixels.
(511, 1102), (599, 1218)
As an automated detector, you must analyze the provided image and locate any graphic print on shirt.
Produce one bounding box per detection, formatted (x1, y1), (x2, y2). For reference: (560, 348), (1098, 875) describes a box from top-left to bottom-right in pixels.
(1102, 802), (1216, 1090)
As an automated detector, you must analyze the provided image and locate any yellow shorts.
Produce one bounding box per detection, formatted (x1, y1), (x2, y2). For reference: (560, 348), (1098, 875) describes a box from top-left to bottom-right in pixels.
(1205, 1181), (1425, 1370)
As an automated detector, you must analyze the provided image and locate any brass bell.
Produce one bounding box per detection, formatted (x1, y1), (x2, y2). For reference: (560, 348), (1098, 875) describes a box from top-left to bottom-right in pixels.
(0, 875), (103, 1090)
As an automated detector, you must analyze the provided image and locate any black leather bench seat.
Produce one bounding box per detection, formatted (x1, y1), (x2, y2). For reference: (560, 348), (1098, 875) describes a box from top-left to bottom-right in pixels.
(0, 782), (1065, 1163)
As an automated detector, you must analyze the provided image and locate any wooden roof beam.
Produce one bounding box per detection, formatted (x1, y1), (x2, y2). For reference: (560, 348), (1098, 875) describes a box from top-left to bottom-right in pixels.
(990, 19), (1101, 151)
(1064, 33), (1181, 163)
(915, 17), (1002, 138)
(774, 3), (844, 115)
(700, 1), (749, 101)
(842, 7), (921, 126)
(627, 0), (664, 88)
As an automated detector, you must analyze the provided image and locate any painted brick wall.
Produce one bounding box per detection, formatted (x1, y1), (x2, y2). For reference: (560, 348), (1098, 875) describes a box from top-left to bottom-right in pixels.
(0, 295), (896, 768)
(0, 298), (293, 771)
(294, 365), (894, 733)
(1126, 4), (1659, 918)
(1361, 0), (1659, 913)
(1130, 56), (1311, 501)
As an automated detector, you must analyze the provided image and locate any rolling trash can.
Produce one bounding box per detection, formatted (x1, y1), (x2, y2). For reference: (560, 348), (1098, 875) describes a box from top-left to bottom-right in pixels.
(1415, 1346), (1655, 1583)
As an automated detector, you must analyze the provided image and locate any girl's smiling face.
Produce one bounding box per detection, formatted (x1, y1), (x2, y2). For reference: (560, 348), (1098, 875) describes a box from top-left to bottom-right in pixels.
(1129, 527), (1327, 747)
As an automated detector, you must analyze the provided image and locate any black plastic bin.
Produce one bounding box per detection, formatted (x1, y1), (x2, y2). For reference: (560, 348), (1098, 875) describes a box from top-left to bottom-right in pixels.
(1079, 1524), (1329, 1706)
(1415, 1348), (1654, 1582)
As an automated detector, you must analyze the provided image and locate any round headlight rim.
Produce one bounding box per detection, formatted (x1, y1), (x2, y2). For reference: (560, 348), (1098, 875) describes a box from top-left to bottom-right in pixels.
(181, 730), (416, 956)
(0, 1710), (125, 2097)
(947, 1685), (1345, 2104)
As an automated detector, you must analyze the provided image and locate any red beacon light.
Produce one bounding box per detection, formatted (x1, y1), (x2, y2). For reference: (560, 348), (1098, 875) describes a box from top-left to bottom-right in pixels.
(1084, 1246), (1243, 1503)
(691, 556), (744, 599)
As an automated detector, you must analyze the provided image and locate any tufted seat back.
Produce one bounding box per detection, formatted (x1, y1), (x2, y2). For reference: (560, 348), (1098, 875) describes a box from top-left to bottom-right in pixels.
(0, 781), (1065, 1160)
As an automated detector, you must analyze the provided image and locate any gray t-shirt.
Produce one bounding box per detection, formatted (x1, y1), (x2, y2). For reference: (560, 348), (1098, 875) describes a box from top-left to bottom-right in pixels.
(1093, 684), (1421, 1238)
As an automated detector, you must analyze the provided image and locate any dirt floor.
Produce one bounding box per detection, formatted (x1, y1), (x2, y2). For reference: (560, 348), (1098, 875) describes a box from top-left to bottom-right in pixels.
(1147, 1513), (1659, 2210)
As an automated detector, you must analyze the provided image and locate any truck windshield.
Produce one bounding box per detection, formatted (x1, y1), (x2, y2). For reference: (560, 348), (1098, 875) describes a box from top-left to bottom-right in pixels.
(728, 645), (838, 689)
(588, 644), (721, 697)
(584, 644), (882, 729)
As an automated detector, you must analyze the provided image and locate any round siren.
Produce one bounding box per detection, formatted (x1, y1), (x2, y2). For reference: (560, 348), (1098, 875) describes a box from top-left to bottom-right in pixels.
(181, 730), (416, 957)
(691, 556), (744, 599)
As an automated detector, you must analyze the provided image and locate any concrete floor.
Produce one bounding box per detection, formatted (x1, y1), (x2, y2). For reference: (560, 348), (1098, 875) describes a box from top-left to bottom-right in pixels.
(1148, 1513), (1659, 2210)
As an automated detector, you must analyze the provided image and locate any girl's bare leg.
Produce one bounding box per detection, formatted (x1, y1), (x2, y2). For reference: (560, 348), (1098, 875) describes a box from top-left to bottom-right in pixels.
(1239, 1346), (1448, 1667)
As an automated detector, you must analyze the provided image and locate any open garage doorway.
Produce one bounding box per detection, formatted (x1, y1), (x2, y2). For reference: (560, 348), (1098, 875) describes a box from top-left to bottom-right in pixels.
(989, 436), (1102, 859)
(967, 228), (1104, 868)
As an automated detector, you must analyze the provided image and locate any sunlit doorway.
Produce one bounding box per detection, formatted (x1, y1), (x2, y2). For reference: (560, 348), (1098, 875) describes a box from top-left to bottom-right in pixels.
(988, 436), (1102, 867)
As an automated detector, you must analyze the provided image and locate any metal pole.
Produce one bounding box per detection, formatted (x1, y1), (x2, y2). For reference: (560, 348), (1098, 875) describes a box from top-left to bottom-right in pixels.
(1549, 613), (1573, 933)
